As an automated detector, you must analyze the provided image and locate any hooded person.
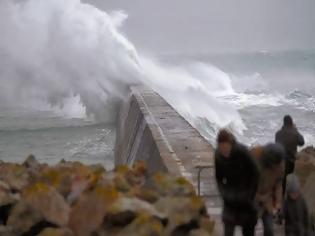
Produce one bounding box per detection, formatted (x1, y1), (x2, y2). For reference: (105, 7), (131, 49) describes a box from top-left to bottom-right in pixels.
(255, 143), (285, 236)
(275, 115), (305, 195)
(284, 174), (311, 236)
(215, 129), (260, 236)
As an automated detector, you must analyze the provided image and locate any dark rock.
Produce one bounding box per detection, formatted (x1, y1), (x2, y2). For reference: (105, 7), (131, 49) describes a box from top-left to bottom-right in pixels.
(23, 155), (40, 169)
(171, 219), (199, 236)
(104, 211), (136, 228)
(0, 204), (14, 225)
(0, 226), (15, 236)
(21, 221), (58, 236)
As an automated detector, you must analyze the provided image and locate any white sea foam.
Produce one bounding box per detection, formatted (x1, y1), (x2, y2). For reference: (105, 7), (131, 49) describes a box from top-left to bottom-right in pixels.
(218, 93), (286, 109)
(0, 0), (246, 139)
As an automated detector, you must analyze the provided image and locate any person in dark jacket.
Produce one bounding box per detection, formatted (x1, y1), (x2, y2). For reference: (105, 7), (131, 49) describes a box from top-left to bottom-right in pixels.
(284, 174), (311, 236)
(275, 115), (304, 195)
(215, 129), (260, 236)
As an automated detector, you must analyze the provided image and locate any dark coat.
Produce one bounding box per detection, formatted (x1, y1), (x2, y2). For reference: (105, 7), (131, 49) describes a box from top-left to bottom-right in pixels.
(284, 195), (311, 236)
(215, 143), (260, 225)
(275, 126), (305, 162)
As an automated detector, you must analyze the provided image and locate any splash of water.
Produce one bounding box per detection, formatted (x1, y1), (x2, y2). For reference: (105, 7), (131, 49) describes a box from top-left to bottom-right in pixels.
(0, 0), (246, 140)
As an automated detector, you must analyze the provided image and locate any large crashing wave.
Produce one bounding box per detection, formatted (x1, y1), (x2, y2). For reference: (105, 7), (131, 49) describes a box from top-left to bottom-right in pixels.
(0, 0), (245, 141)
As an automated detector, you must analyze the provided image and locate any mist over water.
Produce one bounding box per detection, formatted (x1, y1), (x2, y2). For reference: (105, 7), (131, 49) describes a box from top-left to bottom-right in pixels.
(0, 0), (314, 164)
(0, 0), (244, 132)
(0, 0), (245, 164)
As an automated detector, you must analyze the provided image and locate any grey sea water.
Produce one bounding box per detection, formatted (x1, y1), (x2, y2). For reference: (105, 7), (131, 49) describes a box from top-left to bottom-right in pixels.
(156, 50), (315, 146)
(0, 50), (314, 167)
(0, 105), (115, 168)
(199, 50), (315, 146)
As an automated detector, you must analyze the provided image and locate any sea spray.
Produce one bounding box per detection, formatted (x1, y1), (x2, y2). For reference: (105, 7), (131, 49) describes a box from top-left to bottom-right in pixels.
(0, 0), (246, 141)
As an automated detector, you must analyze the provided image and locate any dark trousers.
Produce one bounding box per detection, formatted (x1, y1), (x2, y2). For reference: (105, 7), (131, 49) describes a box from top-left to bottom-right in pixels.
(262, 211), (274, 236)
(224, 222), (256, 236)
(282, 160), (295, 196)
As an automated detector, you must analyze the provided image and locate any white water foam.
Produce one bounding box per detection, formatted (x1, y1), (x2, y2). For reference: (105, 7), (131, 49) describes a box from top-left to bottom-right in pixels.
(0, 0), (246, 140)
(218, 93), (286, 109)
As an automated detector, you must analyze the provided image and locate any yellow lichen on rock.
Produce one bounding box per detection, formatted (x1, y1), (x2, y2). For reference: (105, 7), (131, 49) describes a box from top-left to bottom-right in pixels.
(0, 156), (214, 236)
(37, 228), (74, 236)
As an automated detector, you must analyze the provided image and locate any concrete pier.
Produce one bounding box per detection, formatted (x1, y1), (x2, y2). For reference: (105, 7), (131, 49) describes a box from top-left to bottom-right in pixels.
(115, 86), (214, 185)
(115, 86), (283, 235)
(115, 86), (221, 220)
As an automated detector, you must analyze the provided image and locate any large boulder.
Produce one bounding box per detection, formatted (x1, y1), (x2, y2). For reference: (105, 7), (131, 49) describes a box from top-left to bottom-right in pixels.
(0, 180), (20, 225)
(0, 163), (30, 191)
(7, 183), (70, 234)
(103, 196), (166, 232)
(0, 226), (15, 236)
(155, 196), (211, 235)
(23, 155), (40, 170)
(68, 185), (119, 236)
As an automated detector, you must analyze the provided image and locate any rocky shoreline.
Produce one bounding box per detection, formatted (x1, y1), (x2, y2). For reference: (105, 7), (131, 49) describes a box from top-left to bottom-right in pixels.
(0, 156), (215, 236)
(0, 146), (314, 236)
(295, 146), (315, 225)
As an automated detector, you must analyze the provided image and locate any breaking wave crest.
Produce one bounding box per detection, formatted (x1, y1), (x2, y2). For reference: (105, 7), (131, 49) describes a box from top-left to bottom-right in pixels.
(0, 0), (246, 140)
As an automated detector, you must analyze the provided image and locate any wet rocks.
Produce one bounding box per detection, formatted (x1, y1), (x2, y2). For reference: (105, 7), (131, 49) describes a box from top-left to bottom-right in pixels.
(4, 182), (69, 235)
(0, 163), (30, 192)
(295, 146), (315, 225)
(23, 155), (40, 170)
(295, 146), (315, 186)
(0, 157), (215, 236)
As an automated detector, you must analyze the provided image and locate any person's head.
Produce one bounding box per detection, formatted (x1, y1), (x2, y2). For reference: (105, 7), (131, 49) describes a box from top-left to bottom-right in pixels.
(261, 143), (285, 169)
(286, 174), (301, 200)
(250, 145), (264, 160)
(217, 129), (236, 158)
(283, 115), (293, 128)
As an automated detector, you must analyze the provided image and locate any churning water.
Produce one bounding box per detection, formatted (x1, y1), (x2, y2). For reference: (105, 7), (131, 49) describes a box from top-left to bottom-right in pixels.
(0, 0), (314, 167)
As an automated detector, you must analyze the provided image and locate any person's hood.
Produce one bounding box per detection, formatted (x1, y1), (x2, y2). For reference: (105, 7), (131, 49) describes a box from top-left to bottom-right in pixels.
(261, 143), (285, 168)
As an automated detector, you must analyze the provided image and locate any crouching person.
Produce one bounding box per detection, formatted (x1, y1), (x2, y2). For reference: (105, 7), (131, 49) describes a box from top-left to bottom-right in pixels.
(215, 129), (260, 236)
(255, 144), (285, 236)
(284, 174), (311, 236)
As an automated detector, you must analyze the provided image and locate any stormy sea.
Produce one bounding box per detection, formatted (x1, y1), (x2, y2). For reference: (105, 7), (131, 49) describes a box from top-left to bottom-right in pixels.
(0, 0), (314, 168)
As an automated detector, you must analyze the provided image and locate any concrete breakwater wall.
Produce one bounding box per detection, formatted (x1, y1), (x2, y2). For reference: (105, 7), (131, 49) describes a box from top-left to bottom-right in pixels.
(115, 86), (214, 186)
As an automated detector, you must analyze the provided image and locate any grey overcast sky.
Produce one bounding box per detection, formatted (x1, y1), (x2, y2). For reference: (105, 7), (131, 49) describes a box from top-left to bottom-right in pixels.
(85, 0), (315, 54)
